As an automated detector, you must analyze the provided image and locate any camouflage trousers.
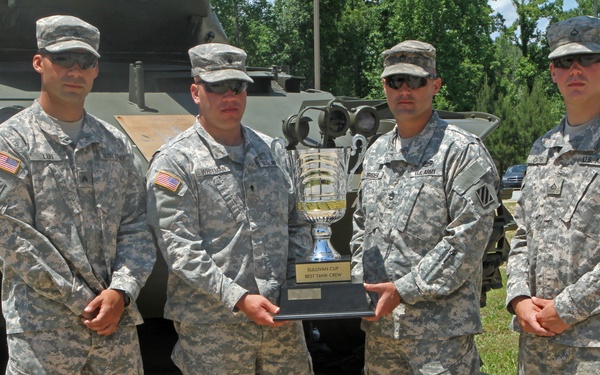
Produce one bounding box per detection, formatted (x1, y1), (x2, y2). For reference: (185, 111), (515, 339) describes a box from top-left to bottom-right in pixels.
(364, 333), (483, 375)
(6, 324), (143, 375)
(518, 334), (600, 374)
(172, 320), (313, 375)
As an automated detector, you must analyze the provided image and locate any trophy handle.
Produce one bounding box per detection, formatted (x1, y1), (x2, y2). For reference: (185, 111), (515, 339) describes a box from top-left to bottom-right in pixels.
(347, 134), (368, 188)
(270, 137), (294, 193)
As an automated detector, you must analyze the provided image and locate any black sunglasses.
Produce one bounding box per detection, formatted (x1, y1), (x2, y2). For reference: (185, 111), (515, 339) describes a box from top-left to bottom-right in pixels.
(42, 51), (98, 70)
(385, 74), (429, 90)
(552, 53), (600, 69)
(198, 80), (248, 95)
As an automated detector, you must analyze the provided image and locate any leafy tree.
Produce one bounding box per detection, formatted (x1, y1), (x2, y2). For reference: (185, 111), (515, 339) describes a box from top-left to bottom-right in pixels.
(560, 0), (597, 19)
(210, 0), (279, 68)
(269, 0), (383, 97)
(320, 0), (381, 98)
(491, 0), (563, 93)
(368, 0), (496, 111)
(481, 75), (562, 172)
(509, 0), (563, 57)
(271, 0), (315, 86)
(205, 0), (586, 169)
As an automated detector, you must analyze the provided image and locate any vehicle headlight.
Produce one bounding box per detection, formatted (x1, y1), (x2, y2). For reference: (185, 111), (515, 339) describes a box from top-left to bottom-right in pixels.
(349, 105), (379, 137)
(318, 103), (350, 137)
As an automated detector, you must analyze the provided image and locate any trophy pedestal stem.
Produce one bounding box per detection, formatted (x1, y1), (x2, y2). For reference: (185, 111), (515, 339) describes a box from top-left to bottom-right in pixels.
(309, 223), (341, 262)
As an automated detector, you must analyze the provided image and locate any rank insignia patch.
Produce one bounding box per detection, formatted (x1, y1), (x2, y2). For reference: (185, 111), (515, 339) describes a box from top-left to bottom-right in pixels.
(154, 171), (181, 192)
(0, 152), (20, 174)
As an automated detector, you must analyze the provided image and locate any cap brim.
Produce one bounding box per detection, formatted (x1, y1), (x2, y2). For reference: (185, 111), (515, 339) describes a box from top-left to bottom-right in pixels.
(548, 42), (600, 59)
(381, 63), (430, 78)
(44, 40), (100, 57)
(196, 69), (254, 83)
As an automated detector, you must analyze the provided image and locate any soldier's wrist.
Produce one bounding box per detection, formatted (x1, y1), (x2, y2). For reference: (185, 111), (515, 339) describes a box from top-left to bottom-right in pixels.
(111, 288), (131, 307)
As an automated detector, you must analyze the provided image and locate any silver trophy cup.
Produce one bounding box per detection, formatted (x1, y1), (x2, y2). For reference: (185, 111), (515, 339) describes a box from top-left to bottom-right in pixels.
(271, 135), (367, 262)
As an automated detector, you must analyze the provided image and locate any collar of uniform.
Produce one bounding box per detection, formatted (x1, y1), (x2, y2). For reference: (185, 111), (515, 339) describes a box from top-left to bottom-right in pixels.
(543, 115), (600, 152)
(241, 126), (267, 163)
(378, 111), (441, 166)
(194, 118), (230, 160)
(33, 100), (71, 145)
(33, 100), (102, 148)
(75, 114), (105, 149)
(193, 118), (267, 162)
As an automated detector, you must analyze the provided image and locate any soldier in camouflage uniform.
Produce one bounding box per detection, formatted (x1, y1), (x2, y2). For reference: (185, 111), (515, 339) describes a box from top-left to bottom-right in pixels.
(0, 15), (156, 374)
(506, 16), (600, 374)
(350, 40), (499, 374)
(146, 43), (313, 375)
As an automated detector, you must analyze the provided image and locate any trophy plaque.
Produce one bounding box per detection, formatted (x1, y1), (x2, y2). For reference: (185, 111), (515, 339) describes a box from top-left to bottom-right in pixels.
(271, 135), (375, 320)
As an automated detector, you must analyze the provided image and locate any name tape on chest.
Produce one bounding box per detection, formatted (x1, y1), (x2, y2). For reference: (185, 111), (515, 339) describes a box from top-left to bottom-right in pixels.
(100, 152), (128, 161)
(0, 152), (20, 174)
(527, 154), (549, 165)
(363, 171), (384, 180)
(258, 159), (277, 168)
(197, 166), (230, 176)
(410, 168), (442, 177)
(528, 154), (600, 167)
(154, 171), (182, 192)
(31, 152), (62, 161)
(578, 155), (600, 166)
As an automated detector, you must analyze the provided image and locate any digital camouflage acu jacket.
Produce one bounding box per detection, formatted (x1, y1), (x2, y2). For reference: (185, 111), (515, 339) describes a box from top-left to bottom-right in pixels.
(351, 112), (499, 339)
(146, 119), (311, 324)
(0, 101), (156, 334)
(507, 115), (600, 347)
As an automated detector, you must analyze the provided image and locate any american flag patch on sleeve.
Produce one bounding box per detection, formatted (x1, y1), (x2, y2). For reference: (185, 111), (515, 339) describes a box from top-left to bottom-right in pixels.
(154, 171), (181, 192)
(0, 152), (20, 174)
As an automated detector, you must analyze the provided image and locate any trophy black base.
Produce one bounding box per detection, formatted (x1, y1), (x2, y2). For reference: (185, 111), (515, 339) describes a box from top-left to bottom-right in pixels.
(274, 277), (375, 321)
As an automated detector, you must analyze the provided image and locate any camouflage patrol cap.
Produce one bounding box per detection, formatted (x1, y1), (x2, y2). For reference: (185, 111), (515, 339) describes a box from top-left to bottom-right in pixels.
(36, 15), (100, 57)
(381, 40), (436, 78)
(547, 16), (600, 59)
(189, 43), (253, 83)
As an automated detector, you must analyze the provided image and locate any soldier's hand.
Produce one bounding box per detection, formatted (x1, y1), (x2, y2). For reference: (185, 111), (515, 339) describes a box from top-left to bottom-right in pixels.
(531, 296), (571, 334)
(235, 294), (286, 327)
(511, 296), (555, 337)
(80, 306), (99, 321)
(81, 289), (126, 336)
(362, 282), (401, 321)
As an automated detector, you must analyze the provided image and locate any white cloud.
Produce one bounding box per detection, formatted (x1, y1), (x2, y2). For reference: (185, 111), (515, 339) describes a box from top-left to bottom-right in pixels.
(489, 0), (520, 25)
(489, 0), (579, 39)
(489, 0), (578, 28)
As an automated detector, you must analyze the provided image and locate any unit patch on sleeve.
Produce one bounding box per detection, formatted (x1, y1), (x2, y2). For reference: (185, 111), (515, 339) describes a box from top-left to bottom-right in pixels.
(154, 171), (182, 192)
(476, 185), (495, 208)
(0, 152), (20, 174)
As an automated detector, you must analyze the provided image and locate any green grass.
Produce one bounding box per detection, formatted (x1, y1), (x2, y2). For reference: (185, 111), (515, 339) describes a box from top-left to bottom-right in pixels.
(475, 199), (519, 375)
(476, 267), (519, 374)
(503, 201), (516, 220)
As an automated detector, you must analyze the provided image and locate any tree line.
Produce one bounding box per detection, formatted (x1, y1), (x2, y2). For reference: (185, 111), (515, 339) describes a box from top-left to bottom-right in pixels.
(210, 0), (597, 173)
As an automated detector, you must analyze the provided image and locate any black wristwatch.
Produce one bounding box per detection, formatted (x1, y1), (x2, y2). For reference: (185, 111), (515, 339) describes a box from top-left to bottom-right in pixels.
(122, 291), (131, 308)
(112, 289), (131, 307)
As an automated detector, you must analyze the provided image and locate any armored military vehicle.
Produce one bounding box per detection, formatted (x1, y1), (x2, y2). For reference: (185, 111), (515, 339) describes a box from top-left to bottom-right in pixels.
(0, 0), (513, 373)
